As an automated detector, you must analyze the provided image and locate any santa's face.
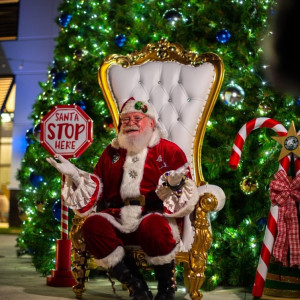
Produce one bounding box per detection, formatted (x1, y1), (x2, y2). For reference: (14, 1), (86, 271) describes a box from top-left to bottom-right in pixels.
(120, 112), (154, 137)
(118, 112), (155, 153)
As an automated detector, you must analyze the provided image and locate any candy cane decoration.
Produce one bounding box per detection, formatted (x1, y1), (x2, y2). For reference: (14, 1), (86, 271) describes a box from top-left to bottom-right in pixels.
(61, 175), (68, 240)
(229, 117), (289, 298)
(229, 117), (288, 169)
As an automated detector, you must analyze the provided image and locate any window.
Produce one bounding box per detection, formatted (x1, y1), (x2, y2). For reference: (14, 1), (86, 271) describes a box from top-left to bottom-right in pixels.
(0, 0), (19, 41)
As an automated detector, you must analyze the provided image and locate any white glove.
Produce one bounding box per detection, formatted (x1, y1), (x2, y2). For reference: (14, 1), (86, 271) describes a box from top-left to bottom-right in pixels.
(46, 154), (81, 186)
(166, 163), (189, 187)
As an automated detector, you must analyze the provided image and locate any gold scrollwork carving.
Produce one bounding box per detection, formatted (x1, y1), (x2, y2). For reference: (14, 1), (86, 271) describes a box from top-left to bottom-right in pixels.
(103, 38), (222, 68)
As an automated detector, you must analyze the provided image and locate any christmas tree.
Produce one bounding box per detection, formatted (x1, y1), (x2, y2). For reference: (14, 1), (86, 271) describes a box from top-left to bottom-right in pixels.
(16, 0), (296, 291)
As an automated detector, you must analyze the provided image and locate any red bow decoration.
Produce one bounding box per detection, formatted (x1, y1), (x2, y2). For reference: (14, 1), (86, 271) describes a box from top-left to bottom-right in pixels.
(269, 169), (300, 267)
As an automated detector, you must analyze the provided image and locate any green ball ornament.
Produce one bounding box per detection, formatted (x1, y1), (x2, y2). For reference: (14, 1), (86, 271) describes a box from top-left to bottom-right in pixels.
(220, 83), (245, 106)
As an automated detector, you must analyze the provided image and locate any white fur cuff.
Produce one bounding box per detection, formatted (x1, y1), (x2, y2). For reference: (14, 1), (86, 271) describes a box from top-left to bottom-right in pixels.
(145, 243), (179, 266)
(94, 246), (125, 268)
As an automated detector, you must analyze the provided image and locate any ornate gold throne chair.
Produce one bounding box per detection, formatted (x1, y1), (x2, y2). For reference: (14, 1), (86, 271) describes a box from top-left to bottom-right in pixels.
(70, 39), (225, 300)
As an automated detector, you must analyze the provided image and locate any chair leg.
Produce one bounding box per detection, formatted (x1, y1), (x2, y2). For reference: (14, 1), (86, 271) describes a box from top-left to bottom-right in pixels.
(71, 249), (90, 299)
(188, 269), (205, 300)
(187, 194), (217, 300)
(70, 215), (90, 299)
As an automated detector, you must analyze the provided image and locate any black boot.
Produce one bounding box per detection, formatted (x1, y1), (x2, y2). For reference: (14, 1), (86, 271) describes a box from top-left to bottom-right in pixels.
(109, 257), (152, 300)
(154, 262), (176, 300)
(124, 253), (153, 300)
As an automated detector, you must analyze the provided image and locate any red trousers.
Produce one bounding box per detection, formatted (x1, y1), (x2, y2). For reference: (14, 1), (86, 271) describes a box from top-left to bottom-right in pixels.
(82, 213), (177, 259)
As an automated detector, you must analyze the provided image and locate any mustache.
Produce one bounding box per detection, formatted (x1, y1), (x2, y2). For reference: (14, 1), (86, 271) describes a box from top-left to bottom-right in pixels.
(123, 125), (139, 131)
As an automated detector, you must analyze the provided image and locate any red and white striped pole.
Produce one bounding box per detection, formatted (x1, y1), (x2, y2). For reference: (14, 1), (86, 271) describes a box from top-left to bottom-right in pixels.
(229, 117), (289, 298)
(46, 174), (76, 287)
(252, 155), (291, 298)
(61, 175), (69, 240)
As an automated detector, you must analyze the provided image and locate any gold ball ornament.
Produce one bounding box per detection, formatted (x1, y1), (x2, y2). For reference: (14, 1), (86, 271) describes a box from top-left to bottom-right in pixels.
(36, 201), (45, 213)
(240, 173), (259, 195)
(258, 101), (272, 115)
(18, 209), (27, 221)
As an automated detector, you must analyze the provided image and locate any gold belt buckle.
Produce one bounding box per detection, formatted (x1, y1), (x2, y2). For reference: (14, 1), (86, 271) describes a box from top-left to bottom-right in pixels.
(124, 195), (145, 206)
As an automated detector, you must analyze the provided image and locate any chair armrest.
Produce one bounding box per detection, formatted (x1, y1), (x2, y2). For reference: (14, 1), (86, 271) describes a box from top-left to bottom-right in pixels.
(197, 184), (226, 212)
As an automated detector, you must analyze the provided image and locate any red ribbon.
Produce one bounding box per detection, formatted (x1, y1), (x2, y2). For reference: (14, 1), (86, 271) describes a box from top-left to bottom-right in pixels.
(269, 169), (300, 266)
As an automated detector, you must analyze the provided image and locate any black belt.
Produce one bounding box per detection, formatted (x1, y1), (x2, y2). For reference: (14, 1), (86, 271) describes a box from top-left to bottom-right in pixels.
(103, 195), (146, 209)
(123, 195), (145, 207)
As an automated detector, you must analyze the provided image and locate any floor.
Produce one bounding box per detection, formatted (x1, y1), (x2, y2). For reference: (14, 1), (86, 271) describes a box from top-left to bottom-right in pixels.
(0, 233), (296, 300)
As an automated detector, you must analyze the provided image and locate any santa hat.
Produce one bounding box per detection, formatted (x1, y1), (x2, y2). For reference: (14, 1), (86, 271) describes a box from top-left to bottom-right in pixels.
(119, 97), (168, 138)
(120, 97), (158, 121)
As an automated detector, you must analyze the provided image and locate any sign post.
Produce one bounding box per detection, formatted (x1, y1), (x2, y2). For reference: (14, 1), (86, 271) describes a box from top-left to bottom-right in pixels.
(40, 104), (93, 287)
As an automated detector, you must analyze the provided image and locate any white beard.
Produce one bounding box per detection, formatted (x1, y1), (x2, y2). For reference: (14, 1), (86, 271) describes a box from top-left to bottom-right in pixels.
(118, 124), (154, 154)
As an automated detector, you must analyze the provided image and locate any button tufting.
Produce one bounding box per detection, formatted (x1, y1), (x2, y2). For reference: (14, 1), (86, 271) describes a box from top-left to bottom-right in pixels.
(138, 81), (142, 84)
(168, 99), (172, 102)
(158, 81), (161, 84)
(187, 98), (191, 102)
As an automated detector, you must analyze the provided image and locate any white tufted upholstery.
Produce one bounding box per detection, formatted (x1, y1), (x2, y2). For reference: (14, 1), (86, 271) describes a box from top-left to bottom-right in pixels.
(108, 61), (215, 174)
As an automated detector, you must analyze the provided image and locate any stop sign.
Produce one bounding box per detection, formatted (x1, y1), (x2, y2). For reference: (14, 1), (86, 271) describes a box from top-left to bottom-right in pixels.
(40, 105), (93, 158)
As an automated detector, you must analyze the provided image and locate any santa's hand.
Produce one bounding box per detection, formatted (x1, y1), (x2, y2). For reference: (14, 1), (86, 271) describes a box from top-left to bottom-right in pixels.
(46, 154), (81, 186)
(165, 162), (189, 187)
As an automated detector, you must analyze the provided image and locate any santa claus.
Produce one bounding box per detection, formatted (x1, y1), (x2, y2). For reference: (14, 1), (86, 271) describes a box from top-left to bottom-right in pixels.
(47, 98), (200, 300)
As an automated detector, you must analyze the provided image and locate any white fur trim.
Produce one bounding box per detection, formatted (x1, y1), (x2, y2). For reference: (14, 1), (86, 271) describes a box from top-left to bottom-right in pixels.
(146, 243), (180, 265)
(198, 184), (226, 212)
(120, 148), (148, 199)
(92, 206), (143, 234)
(148, 127), (161, 147)
(120, 99), (157, 121)
(167, 217), (181, 243)
(111, 128), (161, 150)
(120, 205), (143, 232)
(94, 246), (125, 268)
(111, 137), (119, 149)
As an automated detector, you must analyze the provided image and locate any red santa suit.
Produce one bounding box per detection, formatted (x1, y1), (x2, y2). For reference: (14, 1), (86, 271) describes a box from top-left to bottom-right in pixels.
(62, 127), (198, 268)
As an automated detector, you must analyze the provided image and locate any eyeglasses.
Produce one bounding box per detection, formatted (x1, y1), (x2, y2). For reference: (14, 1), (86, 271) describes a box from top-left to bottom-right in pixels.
(120, 116), (146, 125)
